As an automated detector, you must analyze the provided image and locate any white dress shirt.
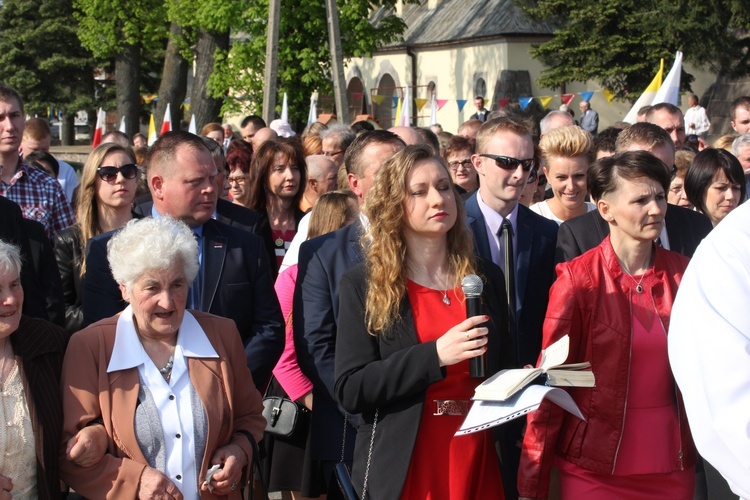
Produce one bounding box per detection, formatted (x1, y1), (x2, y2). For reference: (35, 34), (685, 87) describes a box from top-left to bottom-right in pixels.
(476, 191), (518, 275)
(668, 201), (750, 499)
(108, 306), (219, 499)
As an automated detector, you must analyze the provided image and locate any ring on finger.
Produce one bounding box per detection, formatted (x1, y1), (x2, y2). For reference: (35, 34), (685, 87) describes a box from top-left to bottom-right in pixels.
(231, 482), (238, 491)
(465, 331), (470, 341)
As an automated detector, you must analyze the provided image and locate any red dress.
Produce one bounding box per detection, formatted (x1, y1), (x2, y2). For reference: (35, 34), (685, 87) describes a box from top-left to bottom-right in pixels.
(555, 269), (695, 499)
(400, 281), (504, 500)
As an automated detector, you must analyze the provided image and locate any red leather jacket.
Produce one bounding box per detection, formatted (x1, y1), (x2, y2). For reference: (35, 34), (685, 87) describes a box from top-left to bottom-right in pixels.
(517, 237), (697, 498)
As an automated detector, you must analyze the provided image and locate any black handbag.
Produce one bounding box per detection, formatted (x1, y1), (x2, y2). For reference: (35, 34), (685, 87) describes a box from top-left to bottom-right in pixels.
(261, 378), (310, 441)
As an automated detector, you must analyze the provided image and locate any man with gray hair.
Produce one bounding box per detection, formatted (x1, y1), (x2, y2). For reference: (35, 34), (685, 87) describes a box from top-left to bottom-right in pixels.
(731, 134), (750, 174)
(320, 124), (356, 168)
(301, 154), (338, 212)
(83, 131), (284, 389)
(539, 110), (576, 136)
(578, 100), (599, 134)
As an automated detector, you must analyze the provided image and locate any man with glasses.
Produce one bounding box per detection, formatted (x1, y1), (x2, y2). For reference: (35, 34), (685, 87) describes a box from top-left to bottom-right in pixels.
(465, 116), (558, 500)
(0, 84), (74, 239)
(556, 122), (712, 263)
(320, 125), (355, 169)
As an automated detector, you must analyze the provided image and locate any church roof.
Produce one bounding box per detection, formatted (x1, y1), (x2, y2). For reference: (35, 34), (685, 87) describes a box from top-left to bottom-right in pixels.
(371, 0), (555, 49)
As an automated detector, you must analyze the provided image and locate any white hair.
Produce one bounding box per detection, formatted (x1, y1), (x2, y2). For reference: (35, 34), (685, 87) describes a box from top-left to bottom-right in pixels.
(0, 240), (22, 278)
(731, 134), (750, 156)
(540, 110), (575, 135)
(107, 217), (199, 291)
(320, 125), (355, 148)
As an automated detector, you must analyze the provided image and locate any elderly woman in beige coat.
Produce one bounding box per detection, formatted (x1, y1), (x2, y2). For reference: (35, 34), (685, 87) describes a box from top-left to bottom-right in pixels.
(59, 217), (266, 499)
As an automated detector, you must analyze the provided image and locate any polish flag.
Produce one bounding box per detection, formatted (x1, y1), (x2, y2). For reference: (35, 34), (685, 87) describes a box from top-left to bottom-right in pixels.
(160, 103), (172, 135)
(91, 108), (105, 148)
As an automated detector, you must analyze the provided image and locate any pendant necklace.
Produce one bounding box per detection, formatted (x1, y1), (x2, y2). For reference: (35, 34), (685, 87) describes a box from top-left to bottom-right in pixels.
(623, 270), (645, 293)
(160, 355), (174, 382)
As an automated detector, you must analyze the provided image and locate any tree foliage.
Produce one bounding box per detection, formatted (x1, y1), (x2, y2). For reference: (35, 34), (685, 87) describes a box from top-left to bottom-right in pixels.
(516, 0), (750, 101)
(209, 0), (409, 127)
(0, 0), (95, 114)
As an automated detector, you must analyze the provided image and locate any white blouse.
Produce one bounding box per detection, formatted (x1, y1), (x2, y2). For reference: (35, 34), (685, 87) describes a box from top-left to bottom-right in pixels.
(0, 362), (37, 499)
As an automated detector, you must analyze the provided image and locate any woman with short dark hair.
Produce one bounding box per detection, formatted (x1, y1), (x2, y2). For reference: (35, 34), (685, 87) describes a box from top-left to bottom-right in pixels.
(684, 148), (745, 227)
(519, 150), (697, 499)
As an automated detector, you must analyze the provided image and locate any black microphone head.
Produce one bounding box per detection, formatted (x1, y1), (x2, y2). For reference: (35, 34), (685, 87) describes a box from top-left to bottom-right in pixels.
(461, 274), (483, 297)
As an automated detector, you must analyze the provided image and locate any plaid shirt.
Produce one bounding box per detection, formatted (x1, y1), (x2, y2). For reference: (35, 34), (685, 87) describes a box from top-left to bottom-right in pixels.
(1, 162), (75, 239)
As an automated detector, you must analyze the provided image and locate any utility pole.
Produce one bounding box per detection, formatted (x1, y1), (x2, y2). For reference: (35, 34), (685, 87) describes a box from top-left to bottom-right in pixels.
(325, 0), (349, 124)
(263, 0), (281, 124)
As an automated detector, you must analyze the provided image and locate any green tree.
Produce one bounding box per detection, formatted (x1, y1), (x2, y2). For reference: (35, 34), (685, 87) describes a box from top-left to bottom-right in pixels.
(0, 0), (95, 144)
(515, 0), (750, 100)
(209, 0), (410, 128)
(74, 0), (167, 137)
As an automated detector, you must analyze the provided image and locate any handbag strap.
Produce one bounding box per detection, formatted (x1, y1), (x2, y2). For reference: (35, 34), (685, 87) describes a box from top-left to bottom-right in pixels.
(361, 409), (378, 499)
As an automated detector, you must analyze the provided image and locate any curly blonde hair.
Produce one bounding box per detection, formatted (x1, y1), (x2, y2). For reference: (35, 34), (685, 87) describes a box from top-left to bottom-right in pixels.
(362, 145), (476, 336)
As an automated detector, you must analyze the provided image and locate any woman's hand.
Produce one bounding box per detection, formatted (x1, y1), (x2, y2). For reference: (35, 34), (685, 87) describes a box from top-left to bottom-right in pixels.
(200, 443), (248, 495)
(0, 475), (12, 500)
(297, 391), (313, 411)
(65, 423), (109, 467)
(435, 315), (489, 367)
(137, 467), (183, 499)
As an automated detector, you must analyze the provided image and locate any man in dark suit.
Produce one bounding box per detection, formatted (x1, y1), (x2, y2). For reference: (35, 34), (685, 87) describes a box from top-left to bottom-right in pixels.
(83, 131), (284, 388)
(470, 96), (490, 122)
(465, 116), (558, 500)
(293, 130), (405, 483)
(557, 122), (713, 262)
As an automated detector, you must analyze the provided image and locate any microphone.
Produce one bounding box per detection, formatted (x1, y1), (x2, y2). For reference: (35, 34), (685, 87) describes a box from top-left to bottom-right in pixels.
(462, 274), (486, 378)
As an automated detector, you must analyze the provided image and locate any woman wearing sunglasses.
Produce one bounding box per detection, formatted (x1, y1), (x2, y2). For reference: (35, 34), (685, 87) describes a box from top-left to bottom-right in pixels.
(53, 143), (139, 334)
(530, 126), (595, 225)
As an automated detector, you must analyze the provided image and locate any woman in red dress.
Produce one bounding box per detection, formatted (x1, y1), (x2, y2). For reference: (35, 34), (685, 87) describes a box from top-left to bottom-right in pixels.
(335, 145), (515, 499)
(518, 151), (697, 499)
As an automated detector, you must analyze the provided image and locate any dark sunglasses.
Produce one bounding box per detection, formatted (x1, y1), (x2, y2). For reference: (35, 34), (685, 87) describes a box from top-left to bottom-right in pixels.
(97, 164), (139, 182)
(480, 154), (538, 183)
(480, 154), (537, 172)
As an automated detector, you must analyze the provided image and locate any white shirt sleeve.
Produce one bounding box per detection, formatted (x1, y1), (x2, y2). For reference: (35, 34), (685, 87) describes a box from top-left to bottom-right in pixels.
(668, 203), (750, 499)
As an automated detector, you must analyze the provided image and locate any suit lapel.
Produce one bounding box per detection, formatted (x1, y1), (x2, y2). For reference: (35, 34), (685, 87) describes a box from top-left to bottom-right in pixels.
(465, 195), (493, 261)
(201, 221), (227, 312)
(109, 369), (148, 464)
(515, 207), (533, 313)
(347, 221), (365, 266)
(664, 209), (683, 254)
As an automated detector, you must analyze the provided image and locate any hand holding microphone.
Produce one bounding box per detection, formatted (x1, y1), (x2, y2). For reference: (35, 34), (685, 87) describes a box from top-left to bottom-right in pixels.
(462, 274), (487, 378)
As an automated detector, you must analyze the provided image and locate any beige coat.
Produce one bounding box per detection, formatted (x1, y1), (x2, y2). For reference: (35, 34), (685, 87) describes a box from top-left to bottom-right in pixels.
(59, 311), (266, 499)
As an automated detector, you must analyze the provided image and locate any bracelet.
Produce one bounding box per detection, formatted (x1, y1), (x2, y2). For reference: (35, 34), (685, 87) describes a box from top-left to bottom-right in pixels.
(86, 417), (104, 427)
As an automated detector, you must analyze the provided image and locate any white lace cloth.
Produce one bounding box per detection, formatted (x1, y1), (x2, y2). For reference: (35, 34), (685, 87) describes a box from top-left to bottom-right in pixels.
(0, 362), (37, 499)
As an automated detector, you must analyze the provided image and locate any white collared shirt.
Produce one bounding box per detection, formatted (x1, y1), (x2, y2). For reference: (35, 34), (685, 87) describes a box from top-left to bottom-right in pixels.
(108, 307), (219, 499)
(476, 191), (518, 275)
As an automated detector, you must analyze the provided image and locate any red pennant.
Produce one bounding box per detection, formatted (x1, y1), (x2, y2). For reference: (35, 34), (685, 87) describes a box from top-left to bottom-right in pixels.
(561, 94), (575, 106)
(498, 98), (511, 109)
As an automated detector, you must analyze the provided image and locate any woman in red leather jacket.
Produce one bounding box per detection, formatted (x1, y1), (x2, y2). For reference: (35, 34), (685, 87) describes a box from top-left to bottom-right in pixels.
(518, 150), (697, 499)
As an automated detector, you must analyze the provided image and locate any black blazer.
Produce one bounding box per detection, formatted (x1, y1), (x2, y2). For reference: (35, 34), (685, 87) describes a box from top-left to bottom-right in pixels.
(334, 260), (513, 499)
(11, 315), (67, 500)
(464, 194), (558, 368)
(21, 218), (65, 328)
(255, 207), (307, 275)
(555, 203), (713, 263)
(293, 221), (364, 461)
(0, 197), (54, 322)
(81, 218), (284, 388)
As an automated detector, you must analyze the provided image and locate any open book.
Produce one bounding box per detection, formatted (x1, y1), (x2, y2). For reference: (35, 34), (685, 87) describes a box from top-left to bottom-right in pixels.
(473, 334), (595, 402)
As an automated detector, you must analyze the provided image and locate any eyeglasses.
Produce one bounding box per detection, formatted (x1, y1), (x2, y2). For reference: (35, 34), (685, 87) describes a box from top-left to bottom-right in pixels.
(448, 159), (473, 171)
(97, 164), (139, 182)
(227, 175), (248, 185)
(527, 169), (541, 184)
(479, 154), (537, 172)
(323, 150), (344, 157)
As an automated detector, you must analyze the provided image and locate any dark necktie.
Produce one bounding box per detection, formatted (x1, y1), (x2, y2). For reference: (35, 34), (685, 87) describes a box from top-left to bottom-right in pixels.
(500, 219), (517, 337)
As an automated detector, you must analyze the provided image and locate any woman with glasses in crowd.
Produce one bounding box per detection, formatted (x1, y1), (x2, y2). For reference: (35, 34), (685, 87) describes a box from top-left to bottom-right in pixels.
(684, 148), (746, 228)
(53, 143), (138, 334)
(530, 125), (595, 224)
(442, 135), (479, 197)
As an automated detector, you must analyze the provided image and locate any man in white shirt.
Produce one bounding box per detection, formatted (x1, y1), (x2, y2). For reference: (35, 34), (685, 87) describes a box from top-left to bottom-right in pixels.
(668, 200), (750, 500)
(684, 94), (711, 138)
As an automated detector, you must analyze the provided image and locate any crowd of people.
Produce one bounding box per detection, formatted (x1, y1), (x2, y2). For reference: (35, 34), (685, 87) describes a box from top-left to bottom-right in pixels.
(1, 77), (750, 500)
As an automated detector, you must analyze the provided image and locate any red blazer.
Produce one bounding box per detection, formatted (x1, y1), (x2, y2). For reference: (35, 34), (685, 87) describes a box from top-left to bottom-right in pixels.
(518, 237), (697, 498)
(59, 311), (266, 499)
